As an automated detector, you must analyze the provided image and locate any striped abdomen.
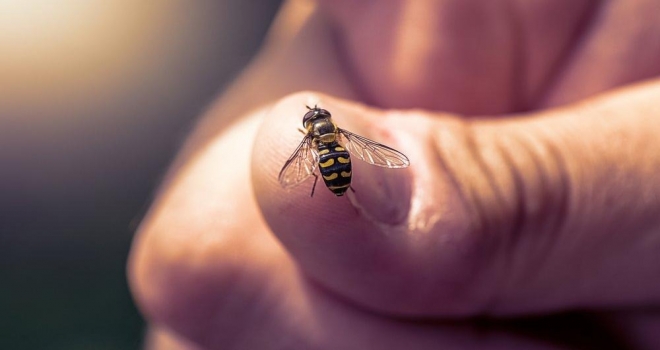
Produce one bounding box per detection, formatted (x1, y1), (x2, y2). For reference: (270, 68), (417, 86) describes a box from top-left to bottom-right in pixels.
(317, 141), (352, 196)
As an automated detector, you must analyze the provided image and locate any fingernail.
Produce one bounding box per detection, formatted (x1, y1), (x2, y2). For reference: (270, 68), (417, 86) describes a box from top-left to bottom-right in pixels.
(347, 130), (412, 226)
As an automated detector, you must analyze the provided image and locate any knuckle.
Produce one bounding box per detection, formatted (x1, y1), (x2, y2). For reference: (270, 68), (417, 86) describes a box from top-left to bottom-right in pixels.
(128, 219), (246, 344)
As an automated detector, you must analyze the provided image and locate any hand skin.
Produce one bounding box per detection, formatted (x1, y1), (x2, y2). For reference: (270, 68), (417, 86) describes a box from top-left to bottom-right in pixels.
(129, 0), (660, 349)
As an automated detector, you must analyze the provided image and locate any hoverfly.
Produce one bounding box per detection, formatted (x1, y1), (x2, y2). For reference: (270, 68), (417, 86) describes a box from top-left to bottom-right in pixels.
(278, 106), (410, 197)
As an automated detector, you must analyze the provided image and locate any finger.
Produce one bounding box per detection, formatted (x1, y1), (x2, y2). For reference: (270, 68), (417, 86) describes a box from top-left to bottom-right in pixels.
(144, 327), (202, 350)
(540, 0), (660, 107)
(128, 107), (567, 350)
(253, 92), (496, 316)
(252, 85), (660, 318)
(128, 110), (289, 347)
(318, 0), (660, 113)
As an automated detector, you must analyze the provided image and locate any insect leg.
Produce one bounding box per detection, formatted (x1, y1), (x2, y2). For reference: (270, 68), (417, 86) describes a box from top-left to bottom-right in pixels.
(349, 185), (356, 193)
(298, 128), (307, 135)
(310, 173), (319, 197)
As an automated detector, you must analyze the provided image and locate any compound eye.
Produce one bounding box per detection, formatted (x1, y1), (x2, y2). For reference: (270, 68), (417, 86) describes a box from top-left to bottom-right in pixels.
(302, 110), (316, 126)
(318, 109), (331, 117)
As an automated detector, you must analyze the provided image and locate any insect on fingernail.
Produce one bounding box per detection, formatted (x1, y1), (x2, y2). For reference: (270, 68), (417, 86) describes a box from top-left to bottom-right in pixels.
(278, 106), (410, 197)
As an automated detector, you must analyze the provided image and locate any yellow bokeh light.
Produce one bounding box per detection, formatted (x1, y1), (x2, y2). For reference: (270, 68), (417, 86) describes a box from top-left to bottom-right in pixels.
(0, 0), (93, 46)
(0, 1), (178, 114)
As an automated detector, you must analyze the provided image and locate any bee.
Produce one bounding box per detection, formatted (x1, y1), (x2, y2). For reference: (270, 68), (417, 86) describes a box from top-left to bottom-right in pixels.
(278, 105), (410, 197)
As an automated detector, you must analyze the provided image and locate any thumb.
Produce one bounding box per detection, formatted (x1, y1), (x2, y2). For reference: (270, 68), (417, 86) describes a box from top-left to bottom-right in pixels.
(251, 86), (660, 317)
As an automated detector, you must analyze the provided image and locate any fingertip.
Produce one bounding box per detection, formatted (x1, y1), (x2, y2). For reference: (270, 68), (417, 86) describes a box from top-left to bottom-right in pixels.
(251, 92), (436, 313)
(251, 91), (414, 233)
(251, 91), (374, 240)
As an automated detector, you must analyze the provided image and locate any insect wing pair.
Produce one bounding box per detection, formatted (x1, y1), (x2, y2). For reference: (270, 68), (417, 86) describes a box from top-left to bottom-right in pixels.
(278, 127), (409, 194)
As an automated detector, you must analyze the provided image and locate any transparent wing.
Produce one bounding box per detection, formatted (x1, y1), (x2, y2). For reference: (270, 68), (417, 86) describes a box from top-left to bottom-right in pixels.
(278, 134), (319, 188)
(339, 128), (410, 168)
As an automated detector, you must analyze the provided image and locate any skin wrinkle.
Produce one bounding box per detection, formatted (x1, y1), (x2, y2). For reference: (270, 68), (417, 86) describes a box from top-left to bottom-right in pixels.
(461, 122), (531, 314)
(537, 130), (571, 249)
(429, 122), (483, 238)
(514, 131), (551, 239)
(488, 132), (528, 312)
(469, 119), (572, 313)
(500, 127), (564, 299)
(396, 118), (496, 312)
(520, 136), (560, 286)
(462, 121), (514, 240)
(428, 120), (512, 314)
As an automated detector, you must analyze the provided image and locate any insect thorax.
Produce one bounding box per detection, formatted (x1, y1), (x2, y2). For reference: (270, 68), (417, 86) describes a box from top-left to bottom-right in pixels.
(310, 118), (337, 143)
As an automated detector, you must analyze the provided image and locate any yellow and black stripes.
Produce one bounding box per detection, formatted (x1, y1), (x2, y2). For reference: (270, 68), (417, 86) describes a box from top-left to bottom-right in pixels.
(317, 142), (352, 196)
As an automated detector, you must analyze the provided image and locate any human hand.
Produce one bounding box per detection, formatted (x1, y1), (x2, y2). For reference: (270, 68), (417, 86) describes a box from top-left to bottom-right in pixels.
(129, 0), (660, 348)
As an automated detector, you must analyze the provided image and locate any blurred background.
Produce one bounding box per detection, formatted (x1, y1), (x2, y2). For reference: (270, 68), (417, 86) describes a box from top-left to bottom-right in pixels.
(0, 1), (282, 348)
